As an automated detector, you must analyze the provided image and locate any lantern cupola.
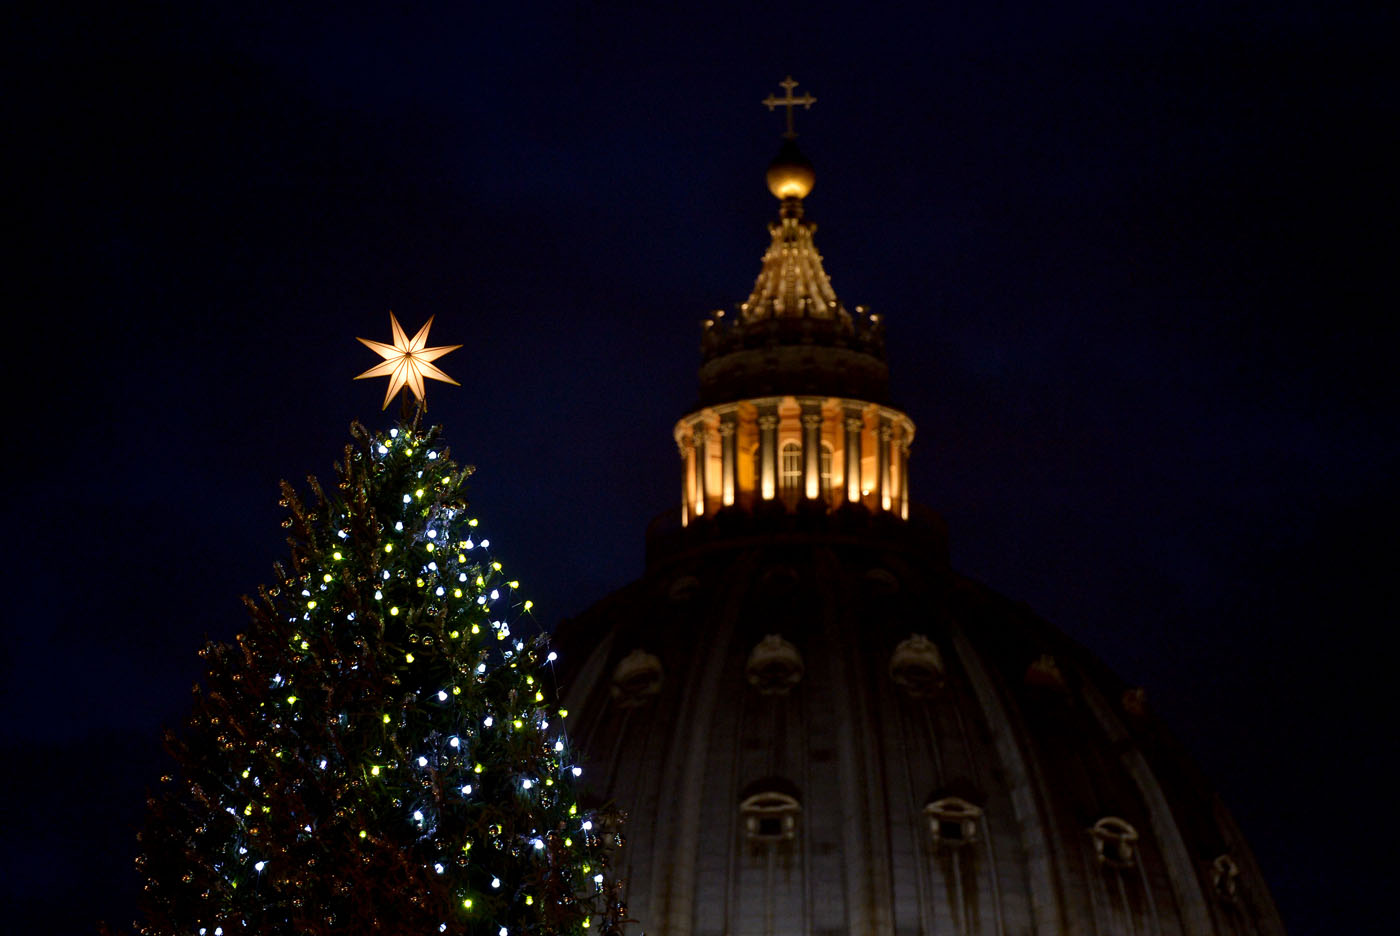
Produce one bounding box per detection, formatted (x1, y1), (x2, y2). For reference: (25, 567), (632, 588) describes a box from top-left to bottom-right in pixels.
(674, 78), (915, 529)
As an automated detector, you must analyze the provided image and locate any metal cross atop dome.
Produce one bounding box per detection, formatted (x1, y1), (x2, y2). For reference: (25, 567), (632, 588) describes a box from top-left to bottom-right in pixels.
(762, 76), (816, 138)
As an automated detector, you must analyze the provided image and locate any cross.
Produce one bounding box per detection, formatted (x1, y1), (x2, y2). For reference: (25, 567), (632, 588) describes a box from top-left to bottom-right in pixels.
(762, 76), (816, 139)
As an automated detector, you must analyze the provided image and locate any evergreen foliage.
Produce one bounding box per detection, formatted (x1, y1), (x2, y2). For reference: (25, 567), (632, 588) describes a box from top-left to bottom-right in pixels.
(130, 421), (623, 935)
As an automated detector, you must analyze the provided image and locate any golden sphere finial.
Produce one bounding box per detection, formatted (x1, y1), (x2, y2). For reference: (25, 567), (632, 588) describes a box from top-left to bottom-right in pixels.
(761, 76), (817, 200)
(766, 138), (815, 200)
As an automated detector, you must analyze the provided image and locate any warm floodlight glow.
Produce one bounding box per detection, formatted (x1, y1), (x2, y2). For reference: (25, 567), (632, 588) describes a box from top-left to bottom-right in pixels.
(356, 312), (462, 409)
(770, 175), (813, 200)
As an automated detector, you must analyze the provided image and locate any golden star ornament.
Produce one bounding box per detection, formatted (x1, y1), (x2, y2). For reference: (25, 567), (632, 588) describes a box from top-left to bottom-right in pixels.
(356, 312), (462, 410)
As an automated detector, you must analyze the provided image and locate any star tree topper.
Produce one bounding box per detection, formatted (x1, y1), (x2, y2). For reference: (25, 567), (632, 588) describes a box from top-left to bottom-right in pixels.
(356, 312), (461, 410)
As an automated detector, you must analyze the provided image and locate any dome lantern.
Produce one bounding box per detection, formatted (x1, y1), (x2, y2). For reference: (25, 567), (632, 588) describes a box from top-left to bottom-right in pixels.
(669, 80), (915, 537)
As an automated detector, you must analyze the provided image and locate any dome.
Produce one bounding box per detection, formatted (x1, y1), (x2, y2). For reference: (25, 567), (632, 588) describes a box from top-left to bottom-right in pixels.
(556, 532), (1283, 936)
(554, 85), (1284, 936)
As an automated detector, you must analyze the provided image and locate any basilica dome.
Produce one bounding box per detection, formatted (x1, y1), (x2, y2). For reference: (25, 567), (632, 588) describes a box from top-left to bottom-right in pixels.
(555, 83), (1284, 936)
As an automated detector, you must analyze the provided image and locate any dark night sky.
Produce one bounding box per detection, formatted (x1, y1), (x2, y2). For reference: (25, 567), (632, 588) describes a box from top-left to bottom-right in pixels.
(5, 1), (1395, 932)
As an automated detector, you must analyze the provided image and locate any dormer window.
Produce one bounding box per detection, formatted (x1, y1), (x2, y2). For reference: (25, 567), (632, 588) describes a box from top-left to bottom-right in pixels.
(597, 804), (626, 853)
(924, 796), (981, 847)
(1090, 817), (1139, 868)
(746, 634), (804, 695)
(668, 575), (701, 603)
(740, 789), (801, 843)
(890, 635), (944, 697)
(863, 566), (899, 596)
(1122, 687), (1148, 716)
(1025, 654), (1067, 691)
(1211, 854), (1240, 901)
(610, 649), (663, 708)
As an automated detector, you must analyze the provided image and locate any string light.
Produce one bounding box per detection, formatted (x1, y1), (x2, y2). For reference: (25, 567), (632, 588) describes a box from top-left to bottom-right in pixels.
(135, 422), (614, 933)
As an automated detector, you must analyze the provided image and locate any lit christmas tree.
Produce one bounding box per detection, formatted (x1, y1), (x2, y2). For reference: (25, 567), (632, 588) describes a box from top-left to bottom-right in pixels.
(129, 316), (624, 936)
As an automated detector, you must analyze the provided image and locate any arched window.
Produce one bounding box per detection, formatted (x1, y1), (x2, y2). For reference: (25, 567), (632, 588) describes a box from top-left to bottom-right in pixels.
(925, 795), (982, 847)
(819, 441), (833, 495)
(779, 441), (802, 494)
(739, 778), (802, 844)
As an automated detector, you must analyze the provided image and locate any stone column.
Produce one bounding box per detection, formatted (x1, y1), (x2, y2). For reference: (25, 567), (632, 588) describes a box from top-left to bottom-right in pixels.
(757, 404), (779, 501)
(877, 415), (892, 512)
(844, 406), (864, 504)
(719, 410), (738, 507)
(679, 432), (694, 527)
(899, 437), (911, 519)
(693, 418), (707, 517)
(800, 399), (822, 501)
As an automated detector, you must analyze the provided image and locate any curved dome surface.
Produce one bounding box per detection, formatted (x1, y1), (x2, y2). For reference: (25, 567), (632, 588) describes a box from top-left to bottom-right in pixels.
(556, 524), (1283, 936)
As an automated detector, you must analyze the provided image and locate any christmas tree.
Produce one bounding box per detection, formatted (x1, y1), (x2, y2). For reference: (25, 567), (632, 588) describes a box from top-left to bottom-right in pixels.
(129, 316), (623, 935)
